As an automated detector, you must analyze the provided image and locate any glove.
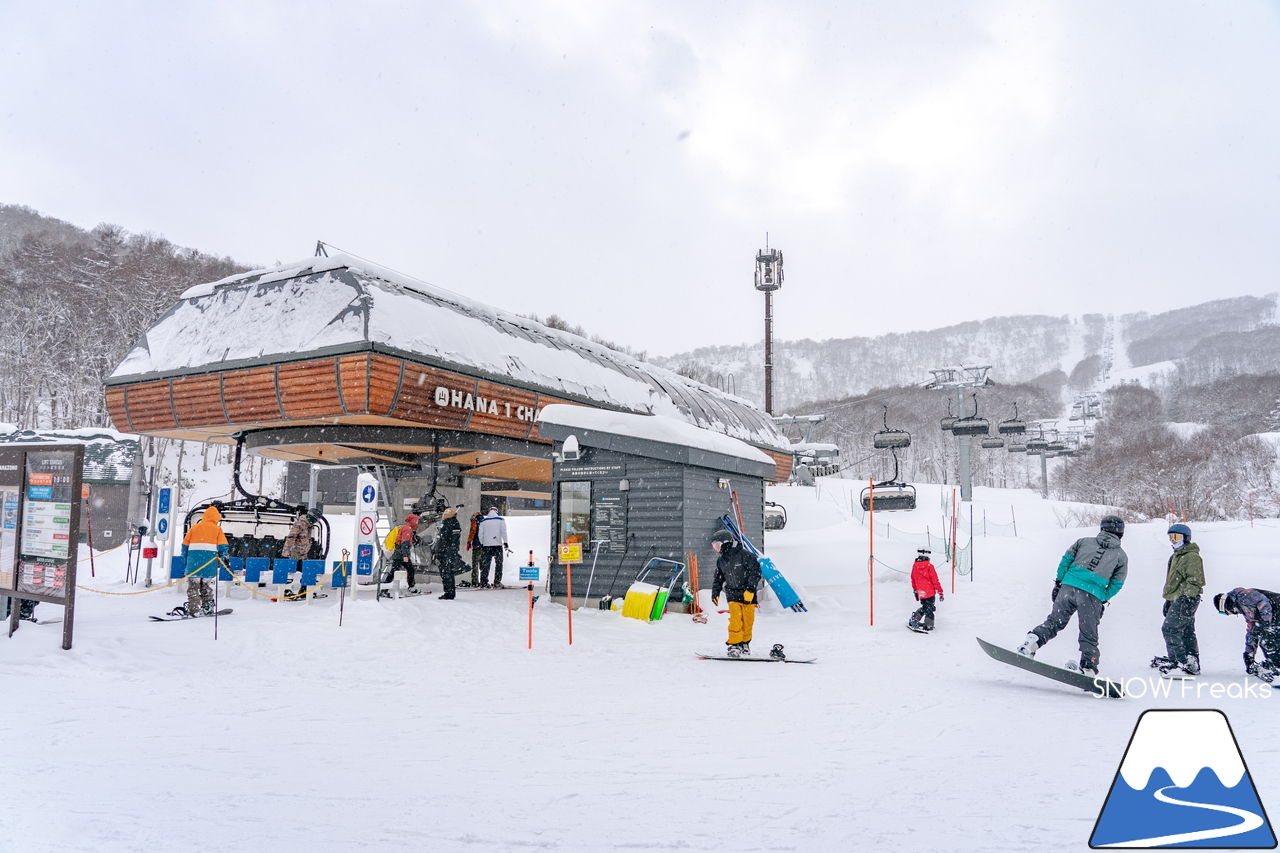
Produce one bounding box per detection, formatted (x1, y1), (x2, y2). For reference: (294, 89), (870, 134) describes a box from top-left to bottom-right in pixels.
(1163, 600), (1171, 617)
(939, 593), (944, 602)
(1051, 581), (1061, 602)
(744, 591), (754, 603)
(712, 596), (720, 607)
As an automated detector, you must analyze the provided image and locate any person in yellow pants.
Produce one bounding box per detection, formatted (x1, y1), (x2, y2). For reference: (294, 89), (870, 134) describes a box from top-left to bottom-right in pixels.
(710, 529), (762, 658)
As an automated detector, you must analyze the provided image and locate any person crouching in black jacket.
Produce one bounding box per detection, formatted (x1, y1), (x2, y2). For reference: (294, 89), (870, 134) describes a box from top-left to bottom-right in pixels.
(711, 529), (762, 658)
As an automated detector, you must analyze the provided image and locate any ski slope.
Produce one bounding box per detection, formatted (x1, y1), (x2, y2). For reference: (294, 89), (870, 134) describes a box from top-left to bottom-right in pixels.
(2, 481), (1277, 852)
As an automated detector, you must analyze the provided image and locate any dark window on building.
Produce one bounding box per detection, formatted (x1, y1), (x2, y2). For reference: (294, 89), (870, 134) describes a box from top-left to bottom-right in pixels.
(558, 480), (591, 548)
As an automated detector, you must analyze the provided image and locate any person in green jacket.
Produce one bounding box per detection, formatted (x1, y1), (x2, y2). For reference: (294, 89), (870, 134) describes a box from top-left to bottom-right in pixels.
(1018, 515), (1128, 676)
(1151, 523), (1204, 676)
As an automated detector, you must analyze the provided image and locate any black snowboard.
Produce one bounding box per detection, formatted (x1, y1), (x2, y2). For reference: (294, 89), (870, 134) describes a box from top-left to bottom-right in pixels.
(977, 637), (1123, 698)
(696, 652), (816, 664)
(149, 609), (233, 622)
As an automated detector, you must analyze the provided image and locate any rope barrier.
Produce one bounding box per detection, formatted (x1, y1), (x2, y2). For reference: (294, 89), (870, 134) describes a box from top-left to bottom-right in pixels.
(76, 562), (202, 595)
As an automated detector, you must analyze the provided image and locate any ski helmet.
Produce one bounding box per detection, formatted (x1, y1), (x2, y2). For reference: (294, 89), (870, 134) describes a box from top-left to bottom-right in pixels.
(1167, 523), (1191, 542)
(1099, 515), (1125, 538)
(710, 529), (735, 549)
(1213, 592), (1236, 615)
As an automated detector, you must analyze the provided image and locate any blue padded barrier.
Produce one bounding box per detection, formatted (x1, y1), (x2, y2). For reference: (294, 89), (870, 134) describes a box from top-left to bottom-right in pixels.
(170, 554), (185, 579)
(331, 559), (350, 588)
(271, 558), (295, 585)
(244, 557), (269, 583)
(300, 559), (324, 587)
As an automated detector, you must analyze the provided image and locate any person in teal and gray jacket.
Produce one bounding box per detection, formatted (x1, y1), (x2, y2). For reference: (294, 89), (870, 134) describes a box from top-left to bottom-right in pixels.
(1018, 515), (1128, 677)
(1151, 523), (1204, 676)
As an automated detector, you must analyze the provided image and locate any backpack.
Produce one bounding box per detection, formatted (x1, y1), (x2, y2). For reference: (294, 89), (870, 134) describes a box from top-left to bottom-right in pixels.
(384, 526), (400, 551)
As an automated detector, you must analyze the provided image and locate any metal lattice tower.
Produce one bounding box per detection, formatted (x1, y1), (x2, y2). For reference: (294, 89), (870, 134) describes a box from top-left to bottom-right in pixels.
(754, 240), (783, 415)
(927, 365), (993, 502)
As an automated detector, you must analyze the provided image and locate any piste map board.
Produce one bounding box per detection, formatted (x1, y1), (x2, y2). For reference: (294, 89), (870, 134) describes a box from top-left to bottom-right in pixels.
(1, 443), (83, 650)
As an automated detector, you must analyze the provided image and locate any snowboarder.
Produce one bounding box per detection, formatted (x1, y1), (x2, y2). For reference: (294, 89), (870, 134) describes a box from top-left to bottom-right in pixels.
(281, 507), (319, 600)
(1213, 587), (1280, 683)
(1018, 515), (1128, 677)
(3, 596), (37, 623)
(1152, 523), (1204, 676)
(476, 507), (509, 588)
(431, 507), (462, 599)
(908, 548), (944, 632)
(464, 509), (483, 587)
(177, 505), (229, 617)
(391, 512), (421, 593)
(710, 528), (762, 658)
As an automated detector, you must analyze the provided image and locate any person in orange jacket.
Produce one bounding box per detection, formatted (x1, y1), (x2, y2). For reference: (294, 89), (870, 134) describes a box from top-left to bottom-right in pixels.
(908, 548), (944, 632)
(177, 505), (229, 617)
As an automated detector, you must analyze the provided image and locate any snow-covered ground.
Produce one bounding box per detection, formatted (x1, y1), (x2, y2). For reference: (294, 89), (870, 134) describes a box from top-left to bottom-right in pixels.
(4, 480), (1278, 852)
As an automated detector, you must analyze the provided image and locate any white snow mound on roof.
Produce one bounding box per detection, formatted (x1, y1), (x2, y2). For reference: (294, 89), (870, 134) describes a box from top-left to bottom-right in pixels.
(539, 405), (773, 465)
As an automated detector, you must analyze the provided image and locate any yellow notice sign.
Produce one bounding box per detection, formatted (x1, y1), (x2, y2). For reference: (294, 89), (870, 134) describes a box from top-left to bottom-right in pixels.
(558, 543), (583, 564)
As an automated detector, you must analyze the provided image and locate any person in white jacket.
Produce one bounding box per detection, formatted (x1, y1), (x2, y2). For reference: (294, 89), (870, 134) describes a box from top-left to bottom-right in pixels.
(476, 507), (510, 588)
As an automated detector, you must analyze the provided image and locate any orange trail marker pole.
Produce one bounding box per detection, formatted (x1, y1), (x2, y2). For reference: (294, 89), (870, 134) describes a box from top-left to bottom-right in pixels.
(868, 477), (874, 627)
(566, 559), (573, 645)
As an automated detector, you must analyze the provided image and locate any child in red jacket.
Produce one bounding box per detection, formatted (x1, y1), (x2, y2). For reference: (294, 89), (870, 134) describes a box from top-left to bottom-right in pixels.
(908, 548), (945, 632)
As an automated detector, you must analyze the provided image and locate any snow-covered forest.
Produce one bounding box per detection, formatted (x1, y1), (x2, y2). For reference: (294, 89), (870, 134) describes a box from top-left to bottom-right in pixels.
(0, 204), (246, 429)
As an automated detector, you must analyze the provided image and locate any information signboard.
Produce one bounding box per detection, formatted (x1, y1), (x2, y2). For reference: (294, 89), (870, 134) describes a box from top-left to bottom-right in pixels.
(591, 493), (628, 552)
(353, 473), (379, 577)
(558, 543), (582, 564)
(3, 443), (83, 650)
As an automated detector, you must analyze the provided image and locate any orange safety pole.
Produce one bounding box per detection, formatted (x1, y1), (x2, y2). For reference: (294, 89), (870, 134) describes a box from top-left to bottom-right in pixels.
(527, 581), (534, 649)
(566, 559), (573, 645)
(868, 478), (874, 626)
(951, 488), (958, 594)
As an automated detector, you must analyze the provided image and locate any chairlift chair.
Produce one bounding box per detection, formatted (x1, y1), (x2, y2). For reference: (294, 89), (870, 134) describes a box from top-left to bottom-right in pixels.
(981, 437), (1005, 449)
(1007, 442), (1027, 453)
(998, 403), (1027, 436)
(949, 394), (990, 437)
(860, 447), (917, 512)
(764, 501), (788, 531)
(1046, 441), (1067, 453)
(1044, 451), (1060, 459)
(873, 405), (912, 449)
(940, 399), (957, 432)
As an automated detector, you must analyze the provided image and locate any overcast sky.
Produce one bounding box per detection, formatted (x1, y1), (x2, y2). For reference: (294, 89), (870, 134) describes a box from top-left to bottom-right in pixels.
(3, 2), (1279, 356)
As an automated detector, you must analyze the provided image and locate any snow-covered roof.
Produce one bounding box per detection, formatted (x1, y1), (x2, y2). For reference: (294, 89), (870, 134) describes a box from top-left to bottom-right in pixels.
(109, 255), (787, 451)
(539, 404), (773, 465)
(0, 428), (140, 483)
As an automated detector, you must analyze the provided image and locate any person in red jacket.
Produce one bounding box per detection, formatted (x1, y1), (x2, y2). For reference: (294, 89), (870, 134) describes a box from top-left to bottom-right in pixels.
(908, 548), (945, 632)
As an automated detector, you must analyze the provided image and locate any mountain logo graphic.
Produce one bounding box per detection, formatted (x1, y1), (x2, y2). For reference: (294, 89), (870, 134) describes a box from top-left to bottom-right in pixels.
(1091, 709), (1276, 848)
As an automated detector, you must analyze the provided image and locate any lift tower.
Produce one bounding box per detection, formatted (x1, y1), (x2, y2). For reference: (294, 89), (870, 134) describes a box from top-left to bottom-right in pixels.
(927, 365), (993, 502)
(754, 242), (783, 415)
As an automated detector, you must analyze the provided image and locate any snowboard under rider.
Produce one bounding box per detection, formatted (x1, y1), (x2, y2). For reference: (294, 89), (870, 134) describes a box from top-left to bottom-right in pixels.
(1151, 523), (1204, 676)
(710, 528), (762, 658)
(1018, 515), (1128, 677)
(1213, 588), (1280, 683)
(908, 548), (944, 632)
(178, 505), (229, 617)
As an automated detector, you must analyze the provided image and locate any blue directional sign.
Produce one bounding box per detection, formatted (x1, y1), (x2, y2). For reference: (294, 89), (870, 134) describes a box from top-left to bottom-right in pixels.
(357, 543), (374, 575)
(157, 517), (168, 535)
(158, 487), (171, 515)
(361, 485), (376, 505)
(519, 565), (539, 581)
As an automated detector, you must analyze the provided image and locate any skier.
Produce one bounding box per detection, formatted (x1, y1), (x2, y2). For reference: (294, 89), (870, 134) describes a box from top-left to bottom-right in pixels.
(176, 505), (229, 617)
(464, 509), (483, 587)
(1018, 515), (1128, 677)
(710, 528), (762, 658)
(391, 512), (421, 594)
(1213, 588), (1280, 683)
(476, 507), (509, 588)
(1151, 523), (1204, 676)
(431, 507), (461, 599)
(908, 548), (944, 632)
